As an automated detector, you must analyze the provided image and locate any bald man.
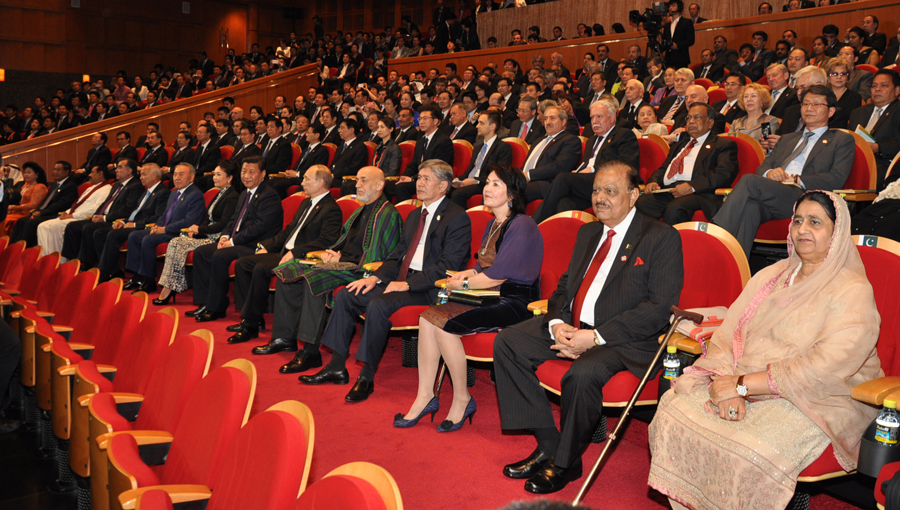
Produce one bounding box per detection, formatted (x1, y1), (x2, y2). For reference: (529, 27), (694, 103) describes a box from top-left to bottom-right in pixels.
(668, 84), (727, 137)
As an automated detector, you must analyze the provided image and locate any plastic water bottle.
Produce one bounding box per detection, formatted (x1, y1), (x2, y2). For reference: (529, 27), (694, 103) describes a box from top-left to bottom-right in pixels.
(662, 346), (681, 380)
(875, 399), (900, 445)
(436, 284), (449, 305)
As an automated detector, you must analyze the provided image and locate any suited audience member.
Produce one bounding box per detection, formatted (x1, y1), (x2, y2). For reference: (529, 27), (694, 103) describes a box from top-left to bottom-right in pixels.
(271, 123), (330, 199)
(509, 97), (545, 146)
(334, 118), (370, 195)
(154, 162), (239, 305)
(95, 164), (170, 281)
(662, 0), (695, 70)
(694, 49), (724, 83)
(188, 155), (284, 322)
(847, 69), (900, 189)
(713, 74), (748, 125)
(139, 131), (169, 169)
(773, 66), (849, 135)
(161, 132), (196, 179)
(260, 116), (293, 174)
(522, 105), (582, 202)
(61, 158), (144, 267)
(301, 160), (471, 403)
(450, 111), (513, 208)
(713, 85), (856, 256)
(730, 82), (781, 144)
(638, 104), (738, 224)
(443, 104), (477, 144)
(76, 132), (112, 184)
(394, 108), (421, 144)
(393, 105), (454, 202)
(533, 101), (639, 222)
(230, 126), (263, 167)
(494, 161), (683, 494)
(658, 68), (693, 125)
(107, 131), (139, 172)
(122, 163), (205, 292)
(11, 160), (78, 246)
(616, 80), (648, 129)
(37, 166), (112, 255)
(765, 64), (794, 118)
(227, 165), (342, 346)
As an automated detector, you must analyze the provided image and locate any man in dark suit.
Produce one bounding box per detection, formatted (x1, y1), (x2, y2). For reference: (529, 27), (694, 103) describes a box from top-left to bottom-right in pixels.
(494, 161), (683, 494)
(198, 51), (215, 78)
(694, 49), (725, 83)
(712, 74), (748, 125)
(228, 165), (343, 345)
(188, 156), (284, 322)
(533, 101), (639, 222)
(847, 69), (900, 189)
(670, 85), (727, 134)
(662, 1), (695, 70)
(594, 45), (615, 92)
(11, 160), (78, 246)
(230, 126), (262, 167)
(751, 31), (777, 70)
(394, 109), (421, 144)
(508, 97), (545, 147)
(161, 132), (196, 178)
(713, 85), (856, 256)
(616, 79), (649, 130)
(61, 158), (144, 267)
(392, 105), (454, 202)
(713, 35), (739, 69)
(260, 116), (293, 174)
(688, 2), (706, 24)
(95, 164), (171, 280)
(776, 67), (850, 133)
(862, 15), (887, 55)
(75, 132), (112, 184)
(300, 160), (471, 401)
(191, 124), (220, 190)
(271, 124), (330, 199)
(450, 111), (513, 207)
(334, 119), (371, 195)
(172, 75), (192, 100)
(139, 132), (169, 169)
(122, 163), (205, 291)
(638, 104), (738, 224)
(522, 105), (583, 202)
(442, 104), (478, 144)
(107, 132), (139, 174)
(765, 64), (793, 118)
(213, 119), (237, 149)
(320, 108), (342, 146)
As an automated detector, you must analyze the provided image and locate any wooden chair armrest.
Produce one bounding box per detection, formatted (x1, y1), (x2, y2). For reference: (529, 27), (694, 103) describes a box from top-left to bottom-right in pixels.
(36, 310), (54, 318)
(342, 175), (357, 181)
(835, 190), (878, 202)
(77, 392), (144, 408)
(26, 299), (37, 305)
(851, 376), (900, 405)
(120, 484), (212, 510)
(269, 172), (286, 179)
(362, 261), (383, 272)
(58, 366), (77, 376)
(385, 176), (400, 181)
(527, 299), (548, 314)
(4, 290), (20, 296)
(715, 188), (733, 196)
(306, 250), (326, 260)
(434, 278), (448, 288)
(96, 430), (173, 450)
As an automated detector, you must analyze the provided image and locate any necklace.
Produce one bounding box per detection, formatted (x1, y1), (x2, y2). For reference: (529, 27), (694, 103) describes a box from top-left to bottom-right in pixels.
(481, 217), (505, 255)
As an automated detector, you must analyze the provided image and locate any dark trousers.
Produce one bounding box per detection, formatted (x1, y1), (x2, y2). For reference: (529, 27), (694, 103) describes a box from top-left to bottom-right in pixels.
(60, 220), (90, 262)
(0, 319), (20, 410)
(525, 180), (552, 203)
(711, 174), (802, 256)
(97, 226), (137, 274)
(270, 177), (302, 199)
(62, 221), (112, 267)
(393, 181), (417, 202)
(192, 243), (253, 311)
(321, 284), (432, 371)
(271, 279), (329, 344)
(11, 213), (56, 247)
(449, 183), (484, 208)
(125, 230), (173, 278)
(532, 173), (593, 223)
(235, 252), (283, 321)
(493, 316), (627, 468)
(635, 191), (723, 225)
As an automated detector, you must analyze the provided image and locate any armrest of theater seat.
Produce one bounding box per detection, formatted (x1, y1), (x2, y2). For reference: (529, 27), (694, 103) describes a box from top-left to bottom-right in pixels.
(664, 331), (703, 353)
(78, 392), (144, 408)
(3, 290), (20, 297)
(96, 430), (173, 451)
(29, 324), (73, 335)
(44, 341), (92, 354)
(120, 485), (212, 510)
(835, 189), (878, 202)
(60, 363), (115, 377)
(82, 392), (144, 421)
(434, 278), (448, 288)
(342, 176), (357, 181)
(527, 300), (548, 314)
(851, 377), (900, 406)
(715, 188), (733, 196)
(269, 172), (286, 178)
(362, 261), (383, 272)
(385, 176), (400, 181)
(306, 250), (326, 261)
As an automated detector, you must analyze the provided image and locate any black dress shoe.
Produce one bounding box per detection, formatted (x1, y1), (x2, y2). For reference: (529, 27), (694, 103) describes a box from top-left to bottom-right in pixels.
(251, 337), (296, 354)
(195, 310), (226, 322)
(298, 366), (349, 385)
(503, 447), (551, 479)
(136, 280), (157, 293)
(122, 278), (141, 291)
(185, 305), (207, 317)
(524, 459), (582, 494)
(226, 318), (266, 332)
(227, 329), (259, 344)
(279, 352), (323, 374)
(345, 376), (374, 403)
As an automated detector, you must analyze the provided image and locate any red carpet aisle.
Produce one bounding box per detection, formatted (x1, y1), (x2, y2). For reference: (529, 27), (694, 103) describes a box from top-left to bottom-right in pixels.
(161, 288), (862, 510)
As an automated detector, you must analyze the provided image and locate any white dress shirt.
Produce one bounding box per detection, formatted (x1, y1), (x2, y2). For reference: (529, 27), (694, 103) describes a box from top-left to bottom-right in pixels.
(663, 131), (711, 186)
(409, 196), (445, 271)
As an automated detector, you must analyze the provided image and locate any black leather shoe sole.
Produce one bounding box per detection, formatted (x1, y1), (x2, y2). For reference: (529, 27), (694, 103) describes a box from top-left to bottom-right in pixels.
(251, 338), (297, 354)
(299, 367), (350, 385)
(503, 448), (551, 479)
(279, 353), (323, 374)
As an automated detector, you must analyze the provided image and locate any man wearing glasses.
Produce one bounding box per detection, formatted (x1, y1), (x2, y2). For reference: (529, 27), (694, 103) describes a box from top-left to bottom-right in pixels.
(713, 84), (855, 256)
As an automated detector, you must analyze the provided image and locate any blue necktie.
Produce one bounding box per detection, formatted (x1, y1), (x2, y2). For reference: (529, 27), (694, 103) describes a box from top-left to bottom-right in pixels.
(129, 190), (151, 222)
(161, 190), (181, 226)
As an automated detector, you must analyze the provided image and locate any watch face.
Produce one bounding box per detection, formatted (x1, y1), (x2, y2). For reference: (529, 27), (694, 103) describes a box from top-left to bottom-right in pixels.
(737, 385), (748, 397)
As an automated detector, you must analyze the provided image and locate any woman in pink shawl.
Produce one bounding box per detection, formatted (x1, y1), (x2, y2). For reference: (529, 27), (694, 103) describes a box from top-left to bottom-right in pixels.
(648, 191), (882, 510)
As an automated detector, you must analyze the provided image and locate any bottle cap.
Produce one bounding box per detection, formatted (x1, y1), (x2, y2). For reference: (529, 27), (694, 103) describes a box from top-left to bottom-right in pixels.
(666, 345), (677, 354)
(886, 398), (897, 409)
(441, 283), (446, 289)
(533, 308), (541, 315)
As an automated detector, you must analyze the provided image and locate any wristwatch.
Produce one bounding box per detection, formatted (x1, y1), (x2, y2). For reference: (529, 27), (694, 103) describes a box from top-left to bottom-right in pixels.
(462, 277), (470, 291)
(735, 375), (748, 397)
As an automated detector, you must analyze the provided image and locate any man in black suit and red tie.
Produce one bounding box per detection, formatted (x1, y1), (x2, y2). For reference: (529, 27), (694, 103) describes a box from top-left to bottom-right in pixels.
(493, 160), (684, 494)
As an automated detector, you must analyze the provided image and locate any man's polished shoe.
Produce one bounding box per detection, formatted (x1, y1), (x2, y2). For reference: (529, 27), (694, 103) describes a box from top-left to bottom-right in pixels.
(227, 329), (259, 344)
(226, 318), (266, 333)
(523, 459), (582, 494)
(195, 310), (226, 322)
(503, 447), (551, 479)
(251, 337), (296, 354)
(185, 305), (207, 317)
(122, 278), (141, 291)
(279, 352), (323, 374)
(298, 366), (349, 385)
(136, 280), (157, 293)
(345, 376), (374, 403)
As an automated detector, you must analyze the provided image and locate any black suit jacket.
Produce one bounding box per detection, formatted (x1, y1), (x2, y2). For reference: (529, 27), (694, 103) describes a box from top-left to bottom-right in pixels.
(394, 127), (421, 144)
(215, 133), (238, 149)
(403, 133), (454, 177)
(373, 198), (471, 299)
(81, 145), (112, 172)
(581, 126), (640, 173)
(112, 145), (139, 166)
(102, 177), (146, 222)
(714, 49), (739, 69)
(193, 142), (220, 176)
(197, 187), (239, 237)
(295, 143), (330, 173)
(767, 87), (794, 119)
(544, 214), (683, 376)
(849, 100), (900, 184)
(880, 45), (900, 69)
(526, 132), (583, 182)
(322, 127), (341, 146)
(464, 137), (514, 182)
(673, 108), (726, 134)
(331, 137), (369, 180)
(39, 177), (79, 217)
(167, 147), (196, 168)
(229, 144), (262, 166)
(261, 194), (343, 258)
(648, 133), (738, 193)
(711, 100), (747, 124)
(140, 146), (169, 167)
(662, 17), (694, 69)
(694, 63), (725, 83)
(508, 119), (545, 146)
(445, 122), (477, 145)
(222, 180), (284, 246)
(129, 183), (171, 229)
(261, 136), (292, 173)
(159, 184), (206, 234)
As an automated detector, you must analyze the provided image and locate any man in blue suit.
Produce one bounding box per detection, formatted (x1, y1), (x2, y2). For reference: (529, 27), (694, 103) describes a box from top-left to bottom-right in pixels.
(123, 162), (206, 292)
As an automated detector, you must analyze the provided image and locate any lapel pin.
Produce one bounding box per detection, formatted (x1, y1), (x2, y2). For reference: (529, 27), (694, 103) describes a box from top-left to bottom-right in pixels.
(705, 145), (711, 149)
(620, 255), (627, 262)
(436, 215), (441, 221)
(625, 243), (631, 249)
(822, 140), (828, 144)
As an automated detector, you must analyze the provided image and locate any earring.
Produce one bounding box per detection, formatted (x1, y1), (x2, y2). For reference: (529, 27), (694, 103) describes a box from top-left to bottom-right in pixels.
(508, 201), (512, 208)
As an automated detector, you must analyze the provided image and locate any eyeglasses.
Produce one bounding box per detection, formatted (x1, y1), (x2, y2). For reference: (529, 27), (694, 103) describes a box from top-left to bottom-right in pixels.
(801, 101), (829, 109)
(829, 72), (849, 77)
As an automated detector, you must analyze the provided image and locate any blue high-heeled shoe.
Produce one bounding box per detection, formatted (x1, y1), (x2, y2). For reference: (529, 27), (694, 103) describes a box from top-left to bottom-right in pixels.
(393, 396), (440, 428)
(436, 397), (476, 433)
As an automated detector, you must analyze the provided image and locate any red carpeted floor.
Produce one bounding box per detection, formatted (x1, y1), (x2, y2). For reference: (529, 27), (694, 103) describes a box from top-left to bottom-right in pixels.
(157, 287), (863, 510)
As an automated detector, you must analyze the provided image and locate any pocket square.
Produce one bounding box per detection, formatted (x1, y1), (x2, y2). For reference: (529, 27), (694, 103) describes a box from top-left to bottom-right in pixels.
(634, 257), (644, 266)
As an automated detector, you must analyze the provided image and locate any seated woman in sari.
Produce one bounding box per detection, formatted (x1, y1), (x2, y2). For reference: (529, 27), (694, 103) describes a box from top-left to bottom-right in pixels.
(648, 191), (882, 510)
(395, 165), (543, 432)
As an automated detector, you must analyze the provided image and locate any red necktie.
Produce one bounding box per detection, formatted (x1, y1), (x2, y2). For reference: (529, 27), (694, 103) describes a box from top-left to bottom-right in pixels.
(70, 184), (101, 212)
(397, 209), (428, 282)
(571, 230), (615, 326)
(519, 122), (528, 139)
(451, 126), (459, 139)
(666, 139), (697, 180)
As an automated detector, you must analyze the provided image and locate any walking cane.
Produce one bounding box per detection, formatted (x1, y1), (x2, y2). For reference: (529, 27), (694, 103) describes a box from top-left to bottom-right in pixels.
(572, 305), (704, 506)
